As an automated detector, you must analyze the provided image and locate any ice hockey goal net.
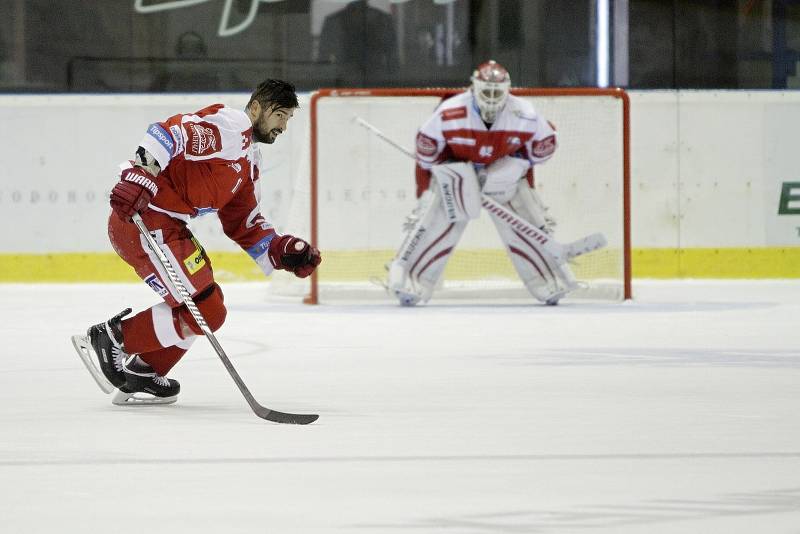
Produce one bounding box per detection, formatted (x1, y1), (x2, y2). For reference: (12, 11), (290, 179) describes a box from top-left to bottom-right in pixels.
(272, 87), (631, 304)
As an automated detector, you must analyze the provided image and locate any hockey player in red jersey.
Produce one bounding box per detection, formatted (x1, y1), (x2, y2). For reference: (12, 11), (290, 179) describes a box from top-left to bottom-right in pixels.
(73, 79), (320, 405)
(387, 61), (590, 306)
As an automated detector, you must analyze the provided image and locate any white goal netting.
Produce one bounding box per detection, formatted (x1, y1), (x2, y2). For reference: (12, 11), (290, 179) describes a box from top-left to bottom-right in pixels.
(271, 89), (630, 303)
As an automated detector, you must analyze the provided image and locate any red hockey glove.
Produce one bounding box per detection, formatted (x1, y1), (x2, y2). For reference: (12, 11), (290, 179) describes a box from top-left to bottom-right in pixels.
(110, 167), (158, 221)
(268, 235), (321, 278)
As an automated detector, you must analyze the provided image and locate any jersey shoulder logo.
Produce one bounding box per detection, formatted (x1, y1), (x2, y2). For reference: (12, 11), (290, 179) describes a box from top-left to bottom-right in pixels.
(168, 125), (185, 155)
(532, 135), (556, 158)
(441, 106), (467, 121)
(147, 124), (175, 155)
(186, 121), (222, 156)
(416, 133), (438, 157)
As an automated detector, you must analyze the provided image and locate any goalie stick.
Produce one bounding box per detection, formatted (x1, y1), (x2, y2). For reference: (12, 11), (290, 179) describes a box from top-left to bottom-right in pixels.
(131, 212), (319, 425)
(352, 116), (607, 262)
(354, 116), (417, 160)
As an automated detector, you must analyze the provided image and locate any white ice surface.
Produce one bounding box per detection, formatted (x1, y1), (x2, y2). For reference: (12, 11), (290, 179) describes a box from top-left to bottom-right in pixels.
(1, 280), (799, 533)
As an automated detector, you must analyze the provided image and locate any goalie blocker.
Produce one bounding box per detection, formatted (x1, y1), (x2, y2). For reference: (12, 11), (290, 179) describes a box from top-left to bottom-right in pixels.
(387, 158), (607, 305)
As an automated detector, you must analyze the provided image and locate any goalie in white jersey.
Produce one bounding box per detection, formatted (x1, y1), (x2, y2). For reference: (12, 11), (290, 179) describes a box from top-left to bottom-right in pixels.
(388, 60), (599, 306)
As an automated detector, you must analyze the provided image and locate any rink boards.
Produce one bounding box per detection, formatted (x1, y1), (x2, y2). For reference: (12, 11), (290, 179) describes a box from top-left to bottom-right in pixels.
(0, 91), (799, 281)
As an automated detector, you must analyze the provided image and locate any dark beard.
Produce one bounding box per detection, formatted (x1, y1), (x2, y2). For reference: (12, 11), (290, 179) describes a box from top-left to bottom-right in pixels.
(252, 128), (272, 144)
(253, 124), (281, 144)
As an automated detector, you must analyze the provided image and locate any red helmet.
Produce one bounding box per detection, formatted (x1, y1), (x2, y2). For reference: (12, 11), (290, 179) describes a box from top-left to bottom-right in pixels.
(471, 60), (511, 123)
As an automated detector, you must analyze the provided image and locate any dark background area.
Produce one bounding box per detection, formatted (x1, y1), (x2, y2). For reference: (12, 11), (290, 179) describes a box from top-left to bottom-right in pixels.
(1, 0), (799, 92)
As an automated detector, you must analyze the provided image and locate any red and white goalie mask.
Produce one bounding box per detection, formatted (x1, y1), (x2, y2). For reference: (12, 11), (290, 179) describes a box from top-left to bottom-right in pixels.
(471, 60), (511, 123)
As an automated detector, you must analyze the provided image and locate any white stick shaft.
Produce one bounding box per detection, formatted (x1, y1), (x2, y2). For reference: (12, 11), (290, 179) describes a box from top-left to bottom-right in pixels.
(354, 116), (416, 159)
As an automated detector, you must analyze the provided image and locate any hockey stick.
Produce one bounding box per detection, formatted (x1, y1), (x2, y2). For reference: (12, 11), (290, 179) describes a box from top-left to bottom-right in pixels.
(131, 212), (318, 425)
(352, 115), (607, 262)
(354, 116), (416, 159)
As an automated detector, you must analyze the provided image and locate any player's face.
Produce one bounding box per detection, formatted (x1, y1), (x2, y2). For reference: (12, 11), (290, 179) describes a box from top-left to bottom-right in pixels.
(253, 105), (295, 144)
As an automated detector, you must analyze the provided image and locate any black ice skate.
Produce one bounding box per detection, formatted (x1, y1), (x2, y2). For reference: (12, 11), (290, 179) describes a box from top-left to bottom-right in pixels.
(112, 355), (180, 405)
(71, 308), (132, 394)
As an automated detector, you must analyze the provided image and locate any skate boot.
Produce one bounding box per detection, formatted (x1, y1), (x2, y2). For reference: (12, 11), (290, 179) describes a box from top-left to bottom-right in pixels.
(113, 355), (180, 405)
(71, 308), (131, 393)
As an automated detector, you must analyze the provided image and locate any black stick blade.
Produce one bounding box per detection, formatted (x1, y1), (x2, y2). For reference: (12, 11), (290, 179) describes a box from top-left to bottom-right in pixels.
(255, 406), (319, 425)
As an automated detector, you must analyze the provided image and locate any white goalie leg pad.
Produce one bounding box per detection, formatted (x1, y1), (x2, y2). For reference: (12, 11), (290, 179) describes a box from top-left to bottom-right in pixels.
(483, 192), (607, 304)
(430, 162), (482, 222)
(483, 194), (577, 304)
(388, 188), (468, 306)
(507, 182), (572, 302)
(490, 214), (576, 304)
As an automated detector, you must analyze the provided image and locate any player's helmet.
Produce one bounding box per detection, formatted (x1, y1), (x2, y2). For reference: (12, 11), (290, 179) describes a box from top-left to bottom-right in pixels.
(471, 60), (511, 123)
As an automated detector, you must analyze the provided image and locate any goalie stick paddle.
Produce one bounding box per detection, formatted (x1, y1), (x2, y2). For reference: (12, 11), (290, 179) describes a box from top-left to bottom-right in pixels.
(131, 213), (318, 425)
(480, 195), (607, 263)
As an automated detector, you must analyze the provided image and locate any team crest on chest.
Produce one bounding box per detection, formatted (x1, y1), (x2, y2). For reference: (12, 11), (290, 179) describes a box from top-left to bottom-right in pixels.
(187, 122), (222, 156)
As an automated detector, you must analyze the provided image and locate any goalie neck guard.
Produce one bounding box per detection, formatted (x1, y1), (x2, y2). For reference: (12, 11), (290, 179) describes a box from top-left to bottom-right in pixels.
(471, 60), (511, 124)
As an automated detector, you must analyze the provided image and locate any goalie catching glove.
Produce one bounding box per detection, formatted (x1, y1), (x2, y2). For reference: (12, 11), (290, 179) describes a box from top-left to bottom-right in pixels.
(268, 235), (321, 278)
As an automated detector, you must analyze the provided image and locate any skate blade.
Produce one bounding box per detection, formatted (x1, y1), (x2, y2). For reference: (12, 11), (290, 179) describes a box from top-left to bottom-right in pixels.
(112, 389), (177, 406)
(71, 334), (115, 394)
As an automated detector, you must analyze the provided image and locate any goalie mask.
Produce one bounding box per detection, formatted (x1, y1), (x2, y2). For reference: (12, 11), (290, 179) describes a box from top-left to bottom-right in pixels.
(471, 60), (511, 123)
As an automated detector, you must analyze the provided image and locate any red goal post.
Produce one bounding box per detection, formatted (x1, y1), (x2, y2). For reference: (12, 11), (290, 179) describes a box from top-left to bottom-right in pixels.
(294, 87), (631, 304)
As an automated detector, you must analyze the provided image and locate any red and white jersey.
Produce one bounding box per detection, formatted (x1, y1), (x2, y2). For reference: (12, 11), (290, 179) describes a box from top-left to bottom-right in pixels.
(135, 103), (276, 264)
(414, 90), (557, 196)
